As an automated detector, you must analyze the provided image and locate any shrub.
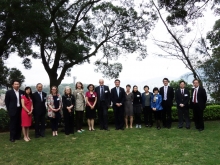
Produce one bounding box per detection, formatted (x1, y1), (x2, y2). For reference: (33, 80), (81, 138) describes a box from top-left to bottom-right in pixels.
(0, 108), (10, 131)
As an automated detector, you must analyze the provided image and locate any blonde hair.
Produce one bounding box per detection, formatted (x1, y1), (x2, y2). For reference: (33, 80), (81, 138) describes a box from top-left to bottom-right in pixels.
(64, 86), (72, 95)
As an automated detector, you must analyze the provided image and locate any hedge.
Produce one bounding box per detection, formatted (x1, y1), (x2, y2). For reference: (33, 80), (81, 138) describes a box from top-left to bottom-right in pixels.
(1, 105), (220, 132)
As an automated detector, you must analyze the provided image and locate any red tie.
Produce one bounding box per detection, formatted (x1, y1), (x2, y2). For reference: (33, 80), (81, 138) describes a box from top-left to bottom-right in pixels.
(194, 89), (197, 103)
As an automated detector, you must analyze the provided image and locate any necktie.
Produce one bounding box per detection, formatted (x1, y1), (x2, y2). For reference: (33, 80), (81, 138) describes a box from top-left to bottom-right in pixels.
(39, 92), (42, 101)
(194, 89), (197, 103)
(181, 89), (184, 95)
(101, 86), (104, 100)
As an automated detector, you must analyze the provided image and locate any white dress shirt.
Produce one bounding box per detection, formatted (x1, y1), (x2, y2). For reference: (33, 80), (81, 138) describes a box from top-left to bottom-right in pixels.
(14, 89), (20, 107)
(164, 86), (168, 100)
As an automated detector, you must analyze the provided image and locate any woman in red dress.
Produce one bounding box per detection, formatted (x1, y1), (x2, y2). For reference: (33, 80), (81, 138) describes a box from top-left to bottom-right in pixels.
(85, 84), (97, 131)
(21, 87), (33, 142)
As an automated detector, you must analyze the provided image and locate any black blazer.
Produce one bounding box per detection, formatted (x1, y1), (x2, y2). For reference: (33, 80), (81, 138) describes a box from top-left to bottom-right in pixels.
(110, 87), (125, 106)
(175, 88), (190, 108)
(95, 85), (111, 107)
(159, 86), (174, 106)
(5, 89), (24, 116)
(32, 91), (47, 116)
(62, 94), (75, 114)
(190, 87), (207, 110)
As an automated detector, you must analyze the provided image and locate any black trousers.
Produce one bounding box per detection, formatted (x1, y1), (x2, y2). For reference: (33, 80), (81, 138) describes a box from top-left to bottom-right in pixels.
(75, 111), (84, 130)
(193, 103), (204, 130)
(162, 100), (172, 127)
(34, 114), (46, 136)
(9, 107), (22, 140)
(50, 112), (60, 131)
(113, 105), (124, 129)
(97, 101), (108, 129)
(178, 107), (190, 128)
(63, 111), (74, 135)
(154, 110), (162, 127)
(143, 106), (153, 126)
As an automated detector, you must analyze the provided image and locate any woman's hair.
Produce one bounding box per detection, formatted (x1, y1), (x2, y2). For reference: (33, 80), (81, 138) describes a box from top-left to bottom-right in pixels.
(24, 87), (33, 100)
(126, 84), (131, 88)
(50, 86), (58, 94)
(87, 84), (95, 91)
(75, 81), (84, 89)
(132, 85), (138, 92)
(64, 86), (72, 95)
(144, 85), (149, 90)
(153, 87), (159, 93)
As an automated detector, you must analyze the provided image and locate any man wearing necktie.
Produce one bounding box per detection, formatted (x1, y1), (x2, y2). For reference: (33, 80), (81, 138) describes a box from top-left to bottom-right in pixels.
(32, 83), (47, 137)
(190, 79), (207, 131)
(159, 78), (174, 128)
(95, 79), (111, 131)
(175, 80), (190, 129)
(111, 79), (125, 130)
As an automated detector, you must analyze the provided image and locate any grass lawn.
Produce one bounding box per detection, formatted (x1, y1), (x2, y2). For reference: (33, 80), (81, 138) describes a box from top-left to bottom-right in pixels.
(1, 121), (220, 165)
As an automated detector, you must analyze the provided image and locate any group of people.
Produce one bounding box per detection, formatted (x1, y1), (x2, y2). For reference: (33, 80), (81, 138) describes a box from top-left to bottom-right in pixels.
(4, 77), (207, 142)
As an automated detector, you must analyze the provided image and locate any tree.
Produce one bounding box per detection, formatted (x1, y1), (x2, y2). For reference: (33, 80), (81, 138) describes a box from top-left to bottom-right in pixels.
(151, 0), (211, 82)
(0, 59), (25, 89)
(20, 0), (157, 87)
(199, 19), (220, 101)
(169, 79), (193, 92)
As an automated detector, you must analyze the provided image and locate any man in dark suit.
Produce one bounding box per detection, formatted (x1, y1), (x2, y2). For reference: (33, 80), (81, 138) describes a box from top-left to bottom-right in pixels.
(159, 78), (174, 128)
(190, 79), (207, 131)
(175, 80), (190, 129)
(5, 80), (24, 142)
(95, 79), (111, 131)
(111, 79), (125, 130)
(32, 83), (47, 138)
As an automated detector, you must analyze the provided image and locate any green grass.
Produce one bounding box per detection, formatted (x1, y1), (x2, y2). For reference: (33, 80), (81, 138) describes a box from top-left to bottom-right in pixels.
(1, 121), (220, 165)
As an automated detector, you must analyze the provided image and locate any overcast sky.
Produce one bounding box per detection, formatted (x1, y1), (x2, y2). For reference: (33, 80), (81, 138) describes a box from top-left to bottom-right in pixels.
(4, 3), (220, 92)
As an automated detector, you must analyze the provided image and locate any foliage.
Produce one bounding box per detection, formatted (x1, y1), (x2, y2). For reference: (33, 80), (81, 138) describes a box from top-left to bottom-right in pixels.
(169, 79), (193, 92)
(0, 108), (9, 131)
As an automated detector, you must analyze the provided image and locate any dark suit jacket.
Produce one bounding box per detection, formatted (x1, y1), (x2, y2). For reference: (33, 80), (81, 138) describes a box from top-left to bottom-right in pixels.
(159, 86), (174, 106)
(95, 85), (111, 107)
(5, 89), (24, 116)
(190, 87), (207, 110)
(175, 88), (190, 109)
(32, 91), (47, 116)
(110, 87), (125, 106)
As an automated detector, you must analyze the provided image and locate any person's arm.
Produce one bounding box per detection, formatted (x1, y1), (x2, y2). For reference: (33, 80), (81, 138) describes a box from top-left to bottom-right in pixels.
(4, 91), (10, 110)
(58, 95), (62, 111)
(171, 87), (174, 101)
(47, 95), (56, 112)
(21, 97), (30, 114)
(175, 90), (180, 106)
(93, 95), (97, 108)
(121, 88), (126, 105)
(139, 92), (142, 104)
(85, 96), (92, 107)
(183, 90), (190, 106)
(62, 96), (68, 109)
(156, 95), (162, 110)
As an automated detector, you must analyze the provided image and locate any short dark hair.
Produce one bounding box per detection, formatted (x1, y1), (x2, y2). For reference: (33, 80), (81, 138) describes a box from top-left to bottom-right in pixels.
(75, 82), (84, 89)
(163, 78), (169, 82)
(11, 80), (20, 85)
(144, 85), (149, 90)
(126, 84), (131, 88)
(193, 79), (200, 83)
(87, 84), (95, 91)
(115, 79), (120, 83)
(36, 83), (43, 87)
(153, 87), (159, 93)
(179, 80), (186, 84)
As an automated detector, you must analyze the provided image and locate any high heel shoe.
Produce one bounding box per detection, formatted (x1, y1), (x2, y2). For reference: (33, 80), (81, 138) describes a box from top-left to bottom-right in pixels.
(24, 137), (29, 142)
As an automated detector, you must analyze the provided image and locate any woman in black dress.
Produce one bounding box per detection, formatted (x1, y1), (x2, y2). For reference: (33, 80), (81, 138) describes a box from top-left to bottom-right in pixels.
(62, 86), (75, 135)
(132, 85), (142, 128)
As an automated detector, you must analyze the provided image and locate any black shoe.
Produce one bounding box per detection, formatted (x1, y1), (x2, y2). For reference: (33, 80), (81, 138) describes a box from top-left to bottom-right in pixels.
(149, 125), (152, 127)
(145, 125), (149, 127)
(157, 127), (161, 130)
(199, 128), (204, 132)
(40, 134), (45, 137)
(186, 127), (190, 129)
(178, 127), (183, 129)
(10, 139), (15, 142)
(115, 128), (119, 130)
(35, 135), (40, 138)
(167, 126), (171, 129)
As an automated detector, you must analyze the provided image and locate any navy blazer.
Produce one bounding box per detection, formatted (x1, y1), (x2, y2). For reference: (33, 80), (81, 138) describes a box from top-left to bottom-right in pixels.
(5, 89), (24, 116)
(151, 94), (163, 111)
(159, 86), (174, 106)
(141, 92), (153, 107)
(175, 88), (190, 108)
(95, 85), (111, 106)
(190, 87), (207, 110)
(110, 87), (125, 106)
(32, 91), (47, 116)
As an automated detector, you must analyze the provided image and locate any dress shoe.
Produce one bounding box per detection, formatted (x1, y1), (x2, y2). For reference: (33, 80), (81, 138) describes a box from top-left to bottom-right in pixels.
(115, 128), (119, 130)
(157, 126), (161, 130)
(167, 126), (171, 129)
(178, 127), (183, 129)
(199, 128), (204, 132)
(40, 134), (45, 137)
(186, 127), (190, 129)
(10, 139), (15, 142)
(35, 135), (40, 138)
